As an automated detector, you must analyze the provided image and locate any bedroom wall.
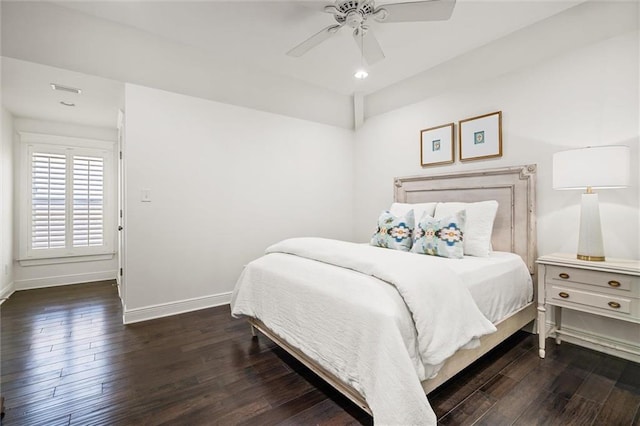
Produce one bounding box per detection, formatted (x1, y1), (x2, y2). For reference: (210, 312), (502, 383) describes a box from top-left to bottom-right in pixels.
(12, 118), (118, 289)
(123, 84), (354, 322)
(353, 19), (639, 355)
(0, 107), (14, 301)
(354, 28), (639, 255)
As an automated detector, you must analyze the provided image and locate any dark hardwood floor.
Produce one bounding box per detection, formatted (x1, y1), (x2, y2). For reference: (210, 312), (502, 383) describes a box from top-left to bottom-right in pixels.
(1, 281), (638, 425)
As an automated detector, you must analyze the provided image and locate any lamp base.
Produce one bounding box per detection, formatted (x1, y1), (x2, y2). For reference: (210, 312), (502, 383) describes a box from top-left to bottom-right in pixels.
(577, 192), (605, 262)
(577, 254), (605, 262)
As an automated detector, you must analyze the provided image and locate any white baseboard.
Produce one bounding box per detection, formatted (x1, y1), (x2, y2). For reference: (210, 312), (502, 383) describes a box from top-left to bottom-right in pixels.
(546, 321), (640, 363)
(15, 270), (117, 290)
(0, 281), (15, 304)
(123, 291), (232, 324)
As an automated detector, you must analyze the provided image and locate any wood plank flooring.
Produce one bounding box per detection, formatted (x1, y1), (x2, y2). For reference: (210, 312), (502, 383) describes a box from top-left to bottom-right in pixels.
(1, 281), (638, 425)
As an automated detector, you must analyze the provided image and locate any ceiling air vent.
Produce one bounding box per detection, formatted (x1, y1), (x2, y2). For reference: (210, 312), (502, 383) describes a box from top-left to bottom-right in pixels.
(50, 83), (82, 94)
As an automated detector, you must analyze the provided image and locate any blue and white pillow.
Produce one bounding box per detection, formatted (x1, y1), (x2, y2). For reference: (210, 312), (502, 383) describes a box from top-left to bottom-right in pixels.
(370, 210), (414, 252)
(434, 201), (497, 257)
(411, 211), (466, 259)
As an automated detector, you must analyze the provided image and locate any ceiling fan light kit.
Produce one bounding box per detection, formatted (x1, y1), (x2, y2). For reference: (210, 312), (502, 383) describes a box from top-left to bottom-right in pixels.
(287, 0), (456, 68)
(354, 69), (369, 79)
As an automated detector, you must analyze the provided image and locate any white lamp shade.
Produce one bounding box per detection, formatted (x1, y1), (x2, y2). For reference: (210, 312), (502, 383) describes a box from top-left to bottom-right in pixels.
(553, 145), (630, 190)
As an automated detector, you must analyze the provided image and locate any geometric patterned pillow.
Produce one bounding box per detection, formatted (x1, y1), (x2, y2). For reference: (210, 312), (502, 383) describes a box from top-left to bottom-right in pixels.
(434, 201), (497, 257)
(410, 210), (466, 259)
(370, 210), (415, 252)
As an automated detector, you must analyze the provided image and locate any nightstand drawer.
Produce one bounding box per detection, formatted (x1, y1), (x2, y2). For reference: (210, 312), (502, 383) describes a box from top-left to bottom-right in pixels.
(547, 265), (639, 296)
(550, 285), (635, 316)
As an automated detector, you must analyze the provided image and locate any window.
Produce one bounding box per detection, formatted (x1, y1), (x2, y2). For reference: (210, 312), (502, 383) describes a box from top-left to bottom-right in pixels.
(31, 152), (67, 250)
(72, 155), (105, 248)
(20, 133), (115, 263)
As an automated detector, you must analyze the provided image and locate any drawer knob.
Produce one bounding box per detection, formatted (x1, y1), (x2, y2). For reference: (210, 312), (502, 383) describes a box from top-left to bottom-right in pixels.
(559, 273), (570, 279)
(608, 301), (621, 309)
(608, 280), (621, 288)
(559, 292), (570, 299)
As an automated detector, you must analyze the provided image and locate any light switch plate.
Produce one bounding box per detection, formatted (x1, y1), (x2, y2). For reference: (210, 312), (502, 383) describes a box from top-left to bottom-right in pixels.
(141, 189), (151, 202)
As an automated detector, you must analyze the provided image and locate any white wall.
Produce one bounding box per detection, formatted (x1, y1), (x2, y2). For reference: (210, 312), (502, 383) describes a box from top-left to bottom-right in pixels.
(13, 118), (118, 289)
(123, 84), (354, 322)
(354, 29), (639, 351)
(355, 30), (639, 254)
(0, 107), (14, 300)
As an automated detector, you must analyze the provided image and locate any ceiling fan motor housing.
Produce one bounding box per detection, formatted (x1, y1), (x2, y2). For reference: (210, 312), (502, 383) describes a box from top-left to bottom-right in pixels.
(337, 0), (374, 16)
(334, 0), (375, 28)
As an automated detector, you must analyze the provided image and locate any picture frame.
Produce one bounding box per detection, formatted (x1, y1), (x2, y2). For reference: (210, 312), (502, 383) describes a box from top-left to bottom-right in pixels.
(458, 111), (502, 162)
(420, 123), (454, 167)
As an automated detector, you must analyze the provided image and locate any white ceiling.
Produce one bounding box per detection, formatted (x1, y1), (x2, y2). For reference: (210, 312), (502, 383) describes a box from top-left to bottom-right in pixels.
(2, 57), (124, 129)
(53, 0), (582, 95)
(1, 0), (588, 128)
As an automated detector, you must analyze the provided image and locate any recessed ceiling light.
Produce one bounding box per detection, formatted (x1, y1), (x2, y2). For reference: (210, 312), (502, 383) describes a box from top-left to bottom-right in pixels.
(51, 83), (82, 94)
(60, 101), (76, 107)
(354, 69), (368, 79)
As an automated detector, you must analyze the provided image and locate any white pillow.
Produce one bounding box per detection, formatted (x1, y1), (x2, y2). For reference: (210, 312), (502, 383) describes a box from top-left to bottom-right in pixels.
(434, 201), (499, 257)
(390, 202), (437, 224)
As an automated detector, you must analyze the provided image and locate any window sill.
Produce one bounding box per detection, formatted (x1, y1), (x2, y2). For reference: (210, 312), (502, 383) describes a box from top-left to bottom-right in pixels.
(18, 253), (116, 267)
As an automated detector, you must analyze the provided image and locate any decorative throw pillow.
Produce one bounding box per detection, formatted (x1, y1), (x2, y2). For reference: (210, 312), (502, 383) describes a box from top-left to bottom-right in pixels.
(434, 201), (498, 257)
(411, 211), (466, 259)
(370, 210), (415, 252)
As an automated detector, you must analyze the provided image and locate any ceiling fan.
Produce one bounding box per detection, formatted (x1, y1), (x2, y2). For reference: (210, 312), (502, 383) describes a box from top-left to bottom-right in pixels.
(287, 0), (456, 65)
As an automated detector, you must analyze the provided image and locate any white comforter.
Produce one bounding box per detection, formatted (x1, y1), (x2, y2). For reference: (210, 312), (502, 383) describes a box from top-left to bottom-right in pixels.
(231, 238), (497, 425)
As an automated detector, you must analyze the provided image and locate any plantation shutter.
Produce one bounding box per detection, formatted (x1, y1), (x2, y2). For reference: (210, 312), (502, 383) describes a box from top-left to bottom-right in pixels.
(73, 155), (104, 247)
(31, 153), (67, 249)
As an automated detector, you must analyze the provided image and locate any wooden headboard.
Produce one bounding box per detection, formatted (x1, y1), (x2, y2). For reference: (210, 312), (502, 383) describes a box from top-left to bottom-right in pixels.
(394, 165), (537, 273)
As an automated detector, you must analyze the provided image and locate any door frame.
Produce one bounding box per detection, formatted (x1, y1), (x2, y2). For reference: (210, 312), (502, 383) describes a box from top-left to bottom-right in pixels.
(116, 109), (126, 310)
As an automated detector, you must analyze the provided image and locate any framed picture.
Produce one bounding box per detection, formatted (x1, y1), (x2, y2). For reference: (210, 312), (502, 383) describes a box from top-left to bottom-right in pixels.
(458, 111), (502, 162)
(420, 123), (454, 167)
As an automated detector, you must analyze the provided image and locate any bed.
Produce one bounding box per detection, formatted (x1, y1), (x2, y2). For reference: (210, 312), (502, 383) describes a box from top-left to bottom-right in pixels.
(231, 165), (537, 424)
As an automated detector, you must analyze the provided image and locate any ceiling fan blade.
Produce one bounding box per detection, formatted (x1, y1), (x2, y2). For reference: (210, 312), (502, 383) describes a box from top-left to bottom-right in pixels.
(353, 28), (385, 65)
(376, 0), (456, 23)
(287, 24), (343, 57)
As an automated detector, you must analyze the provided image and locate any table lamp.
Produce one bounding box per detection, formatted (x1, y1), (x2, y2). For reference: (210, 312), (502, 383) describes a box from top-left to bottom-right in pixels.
(553, 145), (630, 261)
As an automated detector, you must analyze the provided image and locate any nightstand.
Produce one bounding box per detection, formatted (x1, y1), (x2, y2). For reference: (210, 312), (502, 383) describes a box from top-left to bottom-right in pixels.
(536, 253), (640, 359)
